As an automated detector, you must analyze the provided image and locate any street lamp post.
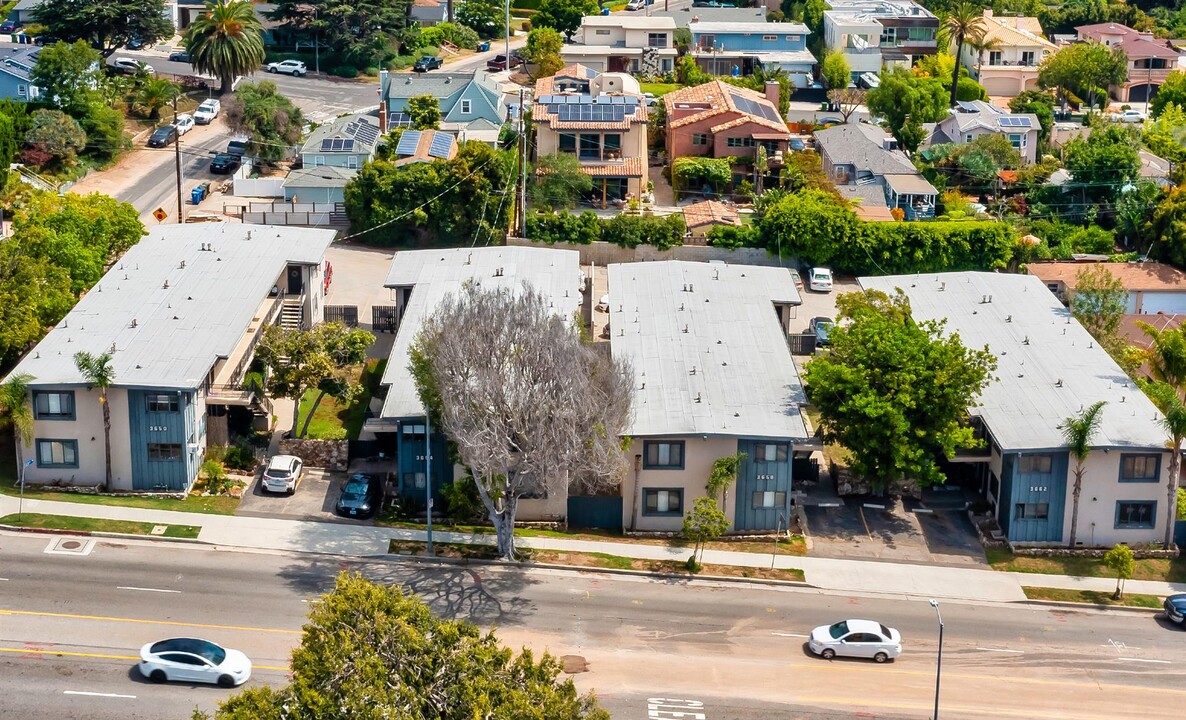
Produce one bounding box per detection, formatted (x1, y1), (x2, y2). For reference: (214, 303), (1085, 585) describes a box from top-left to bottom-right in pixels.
(18, 458), (33, 521)
(929, 599), (944, 720)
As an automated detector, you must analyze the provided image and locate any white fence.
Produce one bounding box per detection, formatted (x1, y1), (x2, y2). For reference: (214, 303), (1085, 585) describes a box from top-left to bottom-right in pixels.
(232, 177), (286, 197)
(239, 201), (346, 226)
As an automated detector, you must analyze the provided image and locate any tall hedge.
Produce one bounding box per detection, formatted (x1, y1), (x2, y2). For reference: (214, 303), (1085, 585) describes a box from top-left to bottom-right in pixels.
(526, 211), (686, 250)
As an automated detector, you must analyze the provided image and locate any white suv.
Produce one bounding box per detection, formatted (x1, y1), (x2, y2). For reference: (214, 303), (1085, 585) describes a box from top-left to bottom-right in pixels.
(265, 59), (307, 77)
(262, 455), (303, 494)
(193, 98), (220, 124)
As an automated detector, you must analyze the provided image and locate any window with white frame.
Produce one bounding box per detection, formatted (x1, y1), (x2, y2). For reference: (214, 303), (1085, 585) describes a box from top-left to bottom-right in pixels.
(460, 99), (472, 113)
(1008, 133), (1026, 149)
(643, 488), (683, 515)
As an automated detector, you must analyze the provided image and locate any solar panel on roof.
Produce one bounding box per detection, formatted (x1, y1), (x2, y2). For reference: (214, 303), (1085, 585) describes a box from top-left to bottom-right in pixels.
(351, 122), (379, 146)
(428, 133), (454, 159)
(395, 130), (422, 156)
(320, 138), (334, 151)
(556, 104), (627, 122)
(732, 94), (781, 123)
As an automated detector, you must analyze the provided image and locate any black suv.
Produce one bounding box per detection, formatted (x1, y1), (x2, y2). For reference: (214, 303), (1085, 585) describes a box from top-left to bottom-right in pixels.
(210, 153), (240, 174)
(413, 56), (443, 72)
(147, 125), (178, 148)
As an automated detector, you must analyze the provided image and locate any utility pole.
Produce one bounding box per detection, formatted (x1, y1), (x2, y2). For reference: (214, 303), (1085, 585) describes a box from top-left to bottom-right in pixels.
(425, 413), (434, 557)
(516, 87), (527, 237)
(313, 7), (320, 75)
(173, 93), (183, 223)
(504, 0), (511, 72)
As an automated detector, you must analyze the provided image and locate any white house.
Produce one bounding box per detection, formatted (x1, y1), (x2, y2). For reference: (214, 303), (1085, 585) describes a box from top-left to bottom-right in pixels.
(561, 15), (678, 75)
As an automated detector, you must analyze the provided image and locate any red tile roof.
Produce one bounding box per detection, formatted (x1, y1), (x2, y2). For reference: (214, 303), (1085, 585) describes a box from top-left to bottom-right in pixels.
(1026, 261), (1186, 292)
(682, 200), (741, 230)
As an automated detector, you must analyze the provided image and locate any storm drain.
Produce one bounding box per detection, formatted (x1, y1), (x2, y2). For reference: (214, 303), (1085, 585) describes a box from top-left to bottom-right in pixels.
(44, 537), (96, 556)
(560, 655), (588, 674)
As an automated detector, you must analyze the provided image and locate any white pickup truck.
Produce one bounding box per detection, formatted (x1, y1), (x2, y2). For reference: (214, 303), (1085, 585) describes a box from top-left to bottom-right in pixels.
(193, 98), (220, 125)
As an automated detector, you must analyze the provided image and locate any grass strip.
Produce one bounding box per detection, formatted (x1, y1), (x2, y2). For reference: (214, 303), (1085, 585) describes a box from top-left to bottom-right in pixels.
(0, 513), (201, 539)
(1022, 586), (1163, 609)
(987, 549), (1186, 584)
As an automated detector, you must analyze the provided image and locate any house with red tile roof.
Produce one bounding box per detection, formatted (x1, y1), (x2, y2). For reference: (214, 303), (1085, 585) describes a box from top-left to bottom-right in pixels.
(662, 80), (790, 181)
(1076, 23), (1185, 103)
(959, 10), (1056, 97)
(1026, 261), (1186, 315)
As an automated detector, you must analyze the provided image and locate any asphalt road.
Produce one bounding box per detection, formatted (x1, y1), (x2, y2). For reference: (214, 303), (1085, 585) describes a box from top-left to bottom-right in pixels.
(1, 531), (1184, 720)
(119, 124), (232, 223)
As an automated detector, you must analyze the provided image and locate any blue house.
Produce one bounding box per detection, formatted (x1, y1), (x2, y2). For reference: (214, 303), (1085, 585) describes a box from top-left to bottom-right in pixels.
(689, 21), (816, 87)
(379, 69), (507, 145)
(0, 43), (40, 102)
(284, 112), (382, 203)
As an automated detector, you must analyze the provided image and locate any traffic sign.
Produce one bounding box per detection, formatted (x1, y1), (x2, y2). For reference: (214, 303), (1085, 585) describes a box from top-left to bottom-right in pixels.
(152, 207), (167, 223)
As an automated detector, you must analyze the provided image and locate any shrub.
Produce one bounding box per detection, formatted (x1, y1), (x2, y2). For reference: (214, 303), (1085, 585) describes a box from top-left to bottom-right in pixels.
(526, 210), (602, 245)
(601, 213), (686, 250)
(330, 65), (359, 78)
(442, 475), (484, 522)
(223, 444), (257, 472)
(706, 224), (760, 249)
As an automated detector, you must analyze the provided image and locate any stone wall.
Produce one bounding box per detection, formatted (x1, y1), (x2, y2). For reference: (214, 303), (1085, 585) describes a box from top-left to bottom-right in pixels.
(507, 237), (785, 268)
(1007, 544), (1178, 559)
(832, 466), (922, 500)
(279, 439), (348, 471)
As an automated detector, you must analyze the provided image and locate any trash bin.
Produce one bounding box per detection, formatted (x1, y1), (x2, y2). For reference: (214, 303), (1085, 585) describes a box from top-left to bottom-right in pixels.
(601, 6), (610, 14)
(477, 41), (490, 52)
(190, 182), (210, 205)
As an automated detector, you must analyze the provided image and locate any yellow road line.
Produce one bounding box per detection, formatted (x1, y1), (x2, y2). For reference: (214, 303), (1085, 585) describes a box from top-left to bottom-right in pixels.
(0, 646), (290, 671)
(0, 608), (301, 635)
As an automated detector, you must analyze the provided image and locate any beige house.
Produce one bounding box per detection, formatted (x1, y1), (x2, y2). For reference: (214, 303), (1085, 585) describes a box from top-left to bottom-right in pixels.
(960, 10), (1056, 97)
(608, 261), (811, 533)
(533, 65), (649, 205)
(561, 15), (678, 74)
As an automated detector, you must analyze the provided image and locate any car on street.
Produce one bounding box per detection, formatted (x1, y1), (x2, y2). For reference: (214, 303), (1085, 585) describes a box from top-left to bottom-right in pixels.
(809, 619), (902, 663)
(172, 113), (195, 136)
(626, 0), (647, 10)
(335, 472), (382, 519)
(226, 137), (250, 157)
(808, 267), (833, 292)
(32, 33), (60, 46)
(113, 57), (153, 75)
(810, 316), (835, 348)
(266, 59), (307, 76)
(139, 637), (252, 687)
(262, 454), (303, 494)
(147, 125), (178, 148)
(642, 92), (659, 107)
(1165, 594), (1186, 625)
(1110, 109), (1147, 123)
(169, 49), (191, 62)
(789, 268), (803, 291)
(486, 52), (524, 72)
(0, 20), (21, 33)
(193, 98), (220, 124)
(210, 152), (240, 174)
(413, 55), (443, 72)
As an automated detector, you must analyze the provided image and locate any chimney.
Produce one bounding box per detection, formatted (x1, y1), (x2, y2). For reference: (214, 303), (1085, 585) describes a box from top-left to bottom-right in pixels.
(984, 7), (992, 18)
(378, 100), (388, 133)
(764, 81), (780, 106)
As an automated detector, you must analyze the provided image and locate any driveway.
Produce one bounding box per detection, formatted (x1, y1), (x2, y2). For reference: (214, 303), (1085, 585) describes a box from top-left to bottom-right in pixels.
(324, 243), (398, 358)
(791, 277), (861, 333)
(236, 468), (371, 525)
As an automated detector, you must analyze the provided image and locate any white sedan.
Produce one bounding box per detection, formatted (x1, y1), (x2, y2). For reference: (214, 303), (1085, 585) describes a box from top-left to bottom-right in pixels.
(808, 619), (902, 663)
(265, 59), (307, 76)
(138, 637), (252, 687)
(172, 113), (195, 135)
(808, 267), (833, 293)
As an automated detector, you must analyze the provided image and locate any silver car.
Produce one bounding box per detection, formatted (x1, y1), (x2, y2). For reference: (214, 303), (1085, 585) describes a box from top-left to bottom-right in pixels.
(808, 619), (902, 663)
(262, 454), (302, 494)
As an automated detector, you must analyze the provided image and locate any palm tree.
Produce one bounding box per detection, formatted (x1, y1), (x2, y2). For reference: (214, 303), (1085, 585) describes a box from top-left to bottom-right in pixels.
(135, 77), (180, 119)
(185, 0), (265, 95)
(965, 34), (1001, 74)
(1061, 401), (1106, 548)
(74, 351), (115, 491)
(0, 374), (35, 478)
(1145, 382), (1186, 547)
(940, 2), (988, 107)
(1138, 321), (1186, 388)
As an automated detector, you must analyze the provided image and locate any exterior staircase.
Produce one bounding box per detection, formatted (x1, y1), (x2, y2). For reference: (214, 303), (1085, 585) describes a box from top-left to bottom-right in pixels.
(280, 298), (304, 330)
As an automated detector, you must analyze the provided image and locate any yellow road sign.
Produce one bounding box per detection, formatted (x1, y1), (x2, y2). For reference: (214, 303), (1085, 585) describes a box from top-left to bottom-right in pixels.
(152, 207), (167, 222)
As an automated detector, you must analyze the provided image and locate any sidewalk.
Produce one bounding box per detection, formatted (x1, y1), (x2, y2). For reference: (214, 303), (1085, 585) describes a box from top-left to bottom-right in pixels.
(2, 492), (1183, 604)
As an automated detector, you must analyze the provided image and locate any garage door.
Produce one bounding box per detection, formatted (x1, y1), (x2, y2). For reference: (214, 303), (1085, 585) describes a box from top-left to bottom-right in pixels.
(982, 76), (1017, 97)
(1129, 83), (1159, 103)
(1140, 293), (1186, 315)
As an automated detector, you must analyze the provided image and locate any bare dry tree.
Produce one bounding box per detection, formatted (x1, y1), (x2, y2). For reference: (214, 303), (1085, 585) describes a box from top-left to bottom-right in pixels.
(410, 280), (633, 559)
(827, 87), (868, 123)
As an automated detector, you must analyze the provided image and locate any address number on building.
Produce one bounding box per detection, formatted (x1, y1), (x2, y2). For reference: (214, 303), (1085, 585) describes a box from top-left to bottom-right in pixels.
(415, 455), (433, 461)
(149, 425), (168, 432)
(756, 474), (775, 481)
(1029, 486), (1047, 493)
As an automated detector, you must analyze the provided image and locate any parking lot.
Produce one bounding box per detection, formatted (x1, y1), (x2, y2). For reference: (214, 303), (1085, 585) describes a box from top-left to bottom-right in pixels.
(235, 468), (372, 525)
(790, 276), (861, 334)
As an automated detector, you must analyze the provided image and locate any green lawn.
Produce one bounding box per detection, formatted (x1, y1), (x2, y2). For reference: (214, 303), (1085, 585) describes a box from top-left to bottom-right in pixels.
(987, 549), (1186, 584)
(1022, 586), (1163, 609)
(0, 513), (201, 539)
(294, 359), (385, 440)
(639, 82), (682, 97)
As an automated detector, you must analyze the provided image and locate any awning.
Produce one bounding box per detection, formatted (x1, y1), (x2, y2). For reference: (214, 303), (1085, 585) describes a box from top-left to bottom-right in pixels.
(751, 132), (791, 140)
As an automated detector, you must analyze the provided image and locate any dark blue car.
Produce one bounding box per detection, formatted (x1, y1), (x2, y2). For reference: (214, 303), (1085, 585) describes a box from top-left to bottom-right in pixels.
(335, 473), (382, 519)
(1165, 594), (1186, 625)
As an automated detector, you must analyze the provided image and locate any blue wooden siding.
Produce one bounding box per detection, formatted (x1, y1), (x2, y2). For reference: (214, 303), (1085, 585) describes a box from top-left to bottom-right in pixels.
(733, 439), (793, 531)
(691, 30), (808, 53)
(999, 451), (1068, 543)
(127, 389), (197, 491)
(394, 418), (452, 510)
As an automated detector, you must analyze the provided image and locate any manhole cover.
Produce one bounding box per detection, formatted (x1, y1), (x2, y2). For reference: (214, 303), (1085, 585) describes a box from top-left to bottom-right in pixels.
(45, 537), (95, 556)
(559, 655), (588, 674)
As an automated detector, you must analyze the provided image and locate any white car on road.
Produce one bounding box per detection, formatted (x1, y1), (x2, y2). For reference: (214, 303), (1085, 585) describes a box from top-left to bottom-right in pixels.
(138, 637), (252, 687)
(1110, 109), (1147, 123)
(809, 619), (902, 663)
(266, 59), (307, 76)
(193, 98), (220, 124)
(112, 57), (153, 75)
(808, 267), (833, 292)
(171, 113), (195, 135)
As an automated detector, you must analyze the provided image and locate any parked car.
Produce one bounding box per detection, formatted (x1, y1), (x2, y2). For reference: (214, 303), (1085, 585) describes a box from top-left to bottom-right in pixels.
(1110, 109), (1147, 123)
(193, 98), (220, 124)
(265, 59), (307, 76)
(0, 20), (21, 33)
(32, 33), (60, 46)
(335, 473), (382, 518)
(210, 152), (240, 174)
(147, 125), (178, 148)
(626, 0), (647, 9)
(810, 316), (835, 347)
(788, 268), (803, 291)
(642, 92), (658, 107)
(113, 57), (153, 75)
(413, 55), (443, 72)
(808, 267), (833, 292)
(138, 638), (252, 687)
(226, 137), (250, 157)
(816, 116), (843, 126)
(486, 53), (524, 72)
(808, 619), (902, 663)
(172, 113), (195, 136)
(1164, 594), (1186, 625)
(262, 454), (303, 494)
(169, 49), (192, 62)
(789, 137), (806, 151)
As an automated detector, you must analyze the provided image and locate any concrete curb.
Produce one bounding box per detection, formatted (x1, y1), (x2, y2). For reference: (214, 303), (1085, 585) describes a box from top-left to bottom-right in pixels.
(1022, 599), (1164, 615)
(383, 550), (815, 589)
(0, 523), (208, 545)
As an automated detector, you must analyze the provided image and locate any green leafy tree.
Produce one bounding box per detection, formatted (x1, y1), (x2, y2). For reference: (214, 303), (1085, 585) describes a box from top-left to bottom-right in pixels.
(79, 103), (129, 162)
(1061, 400), (1107, 548)
(134, 77), (180, 119)
(1038, 41), (1127, 111)
(406, 94), (442, 130)
(268, 0), (411, 69)
(1138, 320), (1186, 389)
(1143, 102), (1186, 166)
(1063, 123), (1140, 204)
(600, 213), (685, 250)
(254, 323), (374, 438)
(30, 40), (104, 117)
(682, 496), (730, 564)
(73, 350), (115, 490)
(34, 0), (173, 57)
(24, 109), (86, 168)
(531, 152), (593, 209)
(0, 112), (16, 189)
(193, 573), (610, 720)
(1070, 265), (1127, 357)
(1103, 543), (1134, 599)
(866, 68), (948, 145)
(675, 53), (711, 86)
(820, 51), (850, 90)
(706, 453), (745, 508)
(1114, 180), (1161, 248)
(525, 210), (602, 245)
(186, 0), (266, 96)
(759, 189), (860, 262)
(0, 373), (34, 473)
(1150, 69), (1186, 119)
(803, 289), (997, 494)
(0, 244), (73, 366)
(534, 0), (599, 39)
(1152, 187), (1186, 267)
(457, 0), (505, 39)
(671, 156), (732, 194)
(524, 27), (565, 79)
(223, 81), (304, 162)
(939, 1), (988, 106)
(1009, 90), (1055, 143)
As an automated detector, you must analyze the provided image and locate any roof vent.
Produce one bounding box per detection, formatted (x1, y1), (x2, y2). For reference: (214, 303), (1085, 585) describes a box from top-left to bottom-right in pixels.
(640, 382), (646, 390)
(1056, 378), (1063, 387)
(163, 280), (169, 289)
(179, 260), (186, 269)
(130, 319), (138, 328)
(1005, 315), (1012, 322)
(682, 324), (688, 333)
(690, 366), (697, 375)
(695, 392), (702, 403)
(1023, 336), (1029, 345)
(939, 282), (946, 291)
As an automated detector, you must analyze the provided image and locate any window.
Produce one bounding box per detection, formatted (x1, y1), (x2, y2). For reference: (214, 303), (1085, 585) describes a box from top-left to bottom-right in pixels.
(1120, 454), (1159, 482)
(1014, 502), (1049, 519)
(787, 35), (801, 41)
(595, 28), (611, 35)
(988, 50), (1003, 66)
(147, 443), (182, 461)
(33, 391), (74, 420)
(643, 488), (683, 515)
(17, 84), (26, 96)
(579, 133), (600, 159)
(460, 99), (472, 114)
(691, 133), (708, 146)
(402, 423), (426, 437)
(647, 32), (668, 48)
(559, 133), (576, 152)
(1020, 51), (1035, 66)
(147, 394), (179, 413)
(755, 443), (788, 463)
(965, 134), (974, 143)
(752, 490), (787, 509)
(1008, 133), (1026, 149)
(1115, 501), (1156, 529)
(404, 472), (426, 489)
(763, 35), (778, 41)
(726, 136), (754, 148)
(1019, 455), (1053, 474)
(36, 439), (78, 468)
(644, 441), (684, 469)
(603, 133), (622, 153)
(347, 155), (358, 169)
(313, 156), (325, 166)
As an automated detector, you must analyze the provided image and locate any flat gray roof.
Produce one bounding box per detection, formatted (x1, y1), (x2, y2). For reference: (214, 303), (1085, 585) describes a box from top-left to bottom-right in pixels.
(608, 261), (809, 440)
(8, 224), (335, 389)
(858, 272), (1166, 452)
(379, 246), (583, 420)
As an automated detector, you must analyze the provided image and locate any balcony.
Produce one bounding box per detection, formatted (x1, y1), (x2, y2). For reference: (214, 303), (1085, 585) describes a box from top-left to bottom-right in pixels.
(209, 290), (287, 390)
(579, 149), (626, 164)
